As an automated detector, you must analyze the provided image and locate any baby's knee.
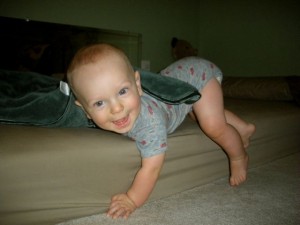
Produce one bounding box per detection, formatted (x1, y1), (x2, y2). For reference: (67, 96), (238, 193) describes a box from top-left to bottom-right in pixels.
(201, 119), (226, 139)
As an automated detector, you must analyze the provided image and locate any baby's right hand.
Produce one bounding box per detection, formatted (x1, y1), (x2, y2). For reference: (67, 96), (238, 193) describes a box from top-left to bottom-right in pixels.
(106, 193), (137, 219)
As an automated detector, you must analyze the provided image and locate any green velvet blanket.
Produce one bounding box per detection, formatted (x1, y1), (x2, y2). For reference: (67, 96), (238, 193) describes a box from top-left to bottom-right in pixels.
(0, 69), (200, 127)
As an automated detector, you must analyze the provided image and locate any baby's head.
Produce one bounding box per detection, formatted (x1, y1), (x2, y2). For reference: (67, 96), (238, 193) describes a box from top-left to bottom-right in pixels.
(67, 43), (143, 134)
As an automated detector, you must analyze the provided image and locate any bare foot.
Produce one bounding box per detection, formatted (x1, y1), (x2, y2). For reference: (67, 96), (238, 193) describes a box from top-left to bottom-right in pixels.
(224, 110), (256, 148)
(229, 153), (249, 186)
(240, 123), (256, 148)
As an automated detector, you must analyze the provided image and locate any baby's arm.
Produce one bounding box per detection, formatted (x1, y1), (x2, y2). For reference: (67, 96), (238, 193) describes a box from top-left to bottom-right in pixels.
(107, 153), (165, 219)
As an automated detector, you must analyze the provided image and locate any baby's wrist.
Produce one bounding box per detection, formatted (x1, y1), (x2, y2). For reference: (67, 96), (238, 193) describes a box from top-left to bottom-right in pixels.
(126, 192), (138, 209)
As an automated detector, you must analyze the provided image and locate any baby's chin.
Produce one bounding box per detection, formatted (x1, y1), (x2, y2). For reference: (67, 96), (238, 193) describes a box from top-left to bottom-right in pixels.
(112, 125), (134, 134)
(99, 123), (134, 134)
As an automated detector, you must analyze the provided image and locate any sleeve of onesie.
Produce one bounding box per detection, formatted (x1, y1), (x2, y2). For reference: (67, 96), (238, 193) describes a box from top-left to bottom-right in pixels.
(135, 122), (168, 158)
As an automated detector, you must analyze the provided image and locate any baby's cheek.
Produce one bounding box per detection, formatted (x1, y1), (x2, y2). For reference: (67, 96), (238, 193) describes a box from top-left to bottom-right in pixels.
(131, 96), (141, 112)
(90, 113), (109, 128)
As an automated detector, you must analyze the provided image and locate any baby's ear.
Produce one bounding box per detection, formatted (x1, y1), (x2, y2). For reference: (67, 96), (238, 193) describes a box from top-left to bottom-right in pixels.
(75, 100), (91, 119)
(134, 71), (143, 96)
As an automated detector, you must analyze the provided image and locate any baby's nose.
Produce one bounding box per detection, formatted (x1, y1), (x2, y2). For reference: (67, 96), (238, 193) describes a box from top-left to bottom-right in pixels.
(110, 101), (124, 114)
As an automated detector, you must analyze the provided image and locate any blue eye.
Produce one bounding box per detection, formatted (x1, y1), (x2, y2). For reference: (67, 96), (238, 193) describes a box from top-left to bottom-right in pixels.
(94, 101), (103, 107)
(119, 88), (128, 95)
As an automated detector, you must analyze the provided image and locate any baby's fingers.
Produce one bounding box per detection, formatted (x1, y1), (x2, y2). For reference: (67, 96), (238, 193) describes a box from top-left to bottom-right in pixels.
(107, 193), (136, 219)
(107, 206), (131, 219)
(107, 207), (124, 219)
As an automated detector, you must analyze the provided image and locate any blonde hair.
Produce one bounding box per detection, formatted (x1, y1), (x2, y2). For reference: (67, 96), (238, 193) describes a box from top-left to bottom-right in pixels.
(67, 43), (134, 87)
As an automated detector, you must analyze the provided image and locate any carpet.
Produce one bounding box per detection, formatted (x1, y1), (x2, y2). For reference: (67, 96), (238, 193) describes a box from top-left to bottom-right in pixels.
(57, 152), (300, 225)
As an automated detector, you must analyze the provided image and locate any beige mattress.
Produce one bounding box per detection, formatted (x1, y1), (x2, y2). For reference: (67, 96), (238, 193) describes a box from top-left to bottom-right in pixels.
(0, 98), (300, 225)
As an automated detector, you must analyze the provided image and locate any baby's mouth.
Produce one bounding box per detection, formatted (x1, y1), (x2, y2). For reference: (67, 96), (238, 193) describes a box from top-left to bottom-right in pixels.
(113, 115), (130, 128)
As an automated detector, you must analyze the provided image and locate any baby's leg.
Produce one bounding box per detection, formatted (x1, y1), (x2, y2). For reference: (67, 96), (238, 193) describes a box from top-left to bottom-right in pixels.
(224, 110), (256, 148)
(189, 110), (255, 148)
(193, 77), (248, 186)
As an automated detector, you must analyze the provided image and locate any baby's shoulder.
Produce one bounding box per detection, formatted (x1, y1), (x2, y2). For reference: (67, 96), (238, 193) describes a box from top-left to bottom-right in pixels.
(128, 98), (167, 141)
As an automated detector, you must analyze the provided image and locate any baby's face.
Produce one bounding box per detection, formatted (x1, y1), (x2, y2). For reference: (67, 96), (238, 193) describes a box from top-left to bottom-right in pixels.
(73, 59), (143, 134)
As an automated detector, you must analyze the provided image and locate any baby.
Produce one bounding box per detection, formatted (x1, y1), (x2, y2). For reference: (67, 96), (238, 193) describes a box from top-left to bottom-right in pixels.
(67, 43), (255, 219)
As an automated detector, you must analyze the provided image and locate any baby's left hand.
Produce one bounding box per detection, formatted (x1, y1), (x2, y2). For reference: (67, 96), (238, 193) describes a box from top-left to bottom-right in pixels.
(107, 193), (137, 219)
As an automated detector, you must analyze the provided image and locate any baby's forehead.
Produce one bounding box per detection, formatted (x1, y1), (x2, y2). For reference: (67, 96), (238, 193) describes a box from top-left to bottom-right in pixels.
(79, 61), (133, 82)
(72, 50), (133, 80)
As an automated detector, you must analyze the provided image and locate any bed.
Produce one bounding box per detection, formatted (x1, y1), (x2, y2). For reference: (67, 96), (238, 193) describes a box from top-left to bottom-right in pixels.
(0, 17), (300, 225)
(1, 74), (299, 225)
